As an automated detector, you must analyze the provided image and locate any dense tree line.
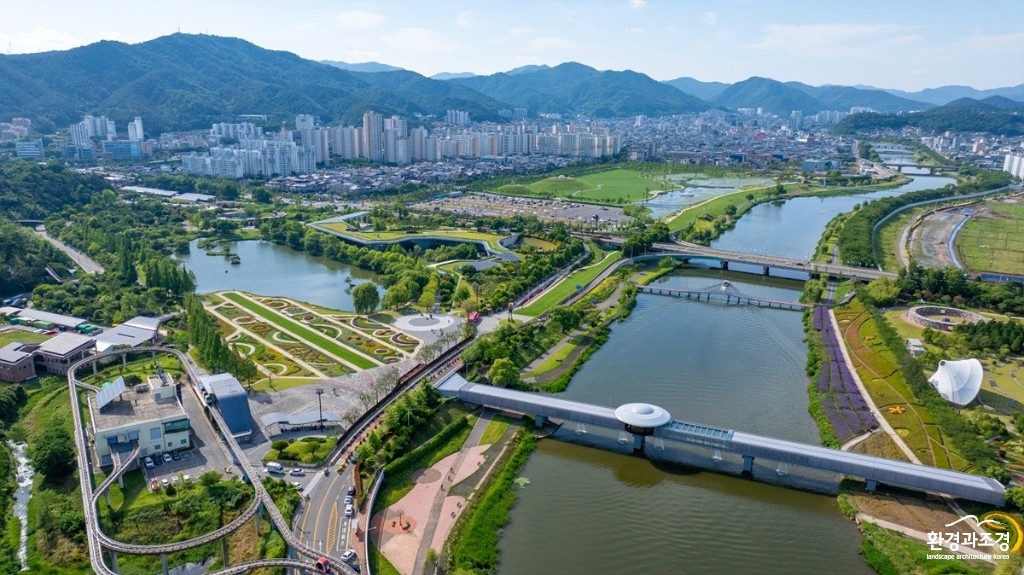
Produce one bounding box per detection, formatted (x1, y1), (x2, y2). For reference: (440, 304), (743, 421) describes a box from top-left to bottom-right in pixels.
(0, 220), (72, 297)
(182, 295), (259, 384)
(0, 160), (107, 220)
(470, 237), (585, 310)
(832, 106), (1024, 136)
(955, 320), (1024, 355)
(894, 262), (1024, 315)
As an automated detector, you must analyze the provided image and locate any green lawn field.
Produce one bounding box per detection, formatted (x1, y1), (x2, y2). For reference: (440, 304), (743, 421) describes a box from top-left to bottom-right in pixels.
(956, 202), (1024, 276)
(316, 224), (509, 252)
(0, 329), (49, 346)
(518, 250), (622, 316)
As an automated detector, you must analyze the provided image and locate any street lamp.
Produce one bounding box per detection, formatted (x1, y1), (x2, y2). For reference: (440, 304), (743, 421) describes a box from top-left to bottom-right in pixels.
(315, 388), (324, 430)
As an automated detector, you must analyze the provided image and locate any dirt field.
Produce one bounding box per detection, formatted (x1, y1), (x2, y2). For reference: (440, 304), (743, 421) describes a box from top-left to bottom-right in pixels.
(909, 207), (969, 269)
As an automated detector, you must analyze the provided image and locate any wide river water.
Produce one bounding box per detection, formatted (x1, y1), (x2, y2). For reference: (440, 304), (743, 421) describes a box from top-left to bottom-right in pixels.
(497, 172), (953, 574)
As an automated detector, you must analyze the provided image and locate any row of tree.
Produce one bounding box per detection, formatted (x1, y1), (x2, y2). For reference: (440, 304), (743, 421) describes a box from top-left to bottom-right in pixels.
(183, 295), (259, 384)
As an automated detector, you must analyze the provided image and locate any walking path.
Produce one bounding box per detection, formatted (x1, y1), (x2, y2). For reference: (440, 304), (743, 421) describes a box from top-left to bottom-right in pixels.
(829, 308), (922, 465)
(855, 513), (995, 563)
(371, 411), (496, 575)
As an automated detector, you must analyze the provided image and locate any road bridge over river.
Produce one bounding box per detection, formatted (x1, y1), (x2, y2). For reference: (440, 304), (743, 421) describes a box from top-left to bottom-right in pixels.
(436, 375), (1006, 506)
(579, 234), (896, 282)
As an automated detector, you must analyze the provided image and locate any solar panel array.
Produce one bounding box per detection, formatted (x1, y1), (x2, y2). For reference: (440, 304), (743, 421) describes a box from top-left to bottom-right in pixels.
(96, 376), (126, 410)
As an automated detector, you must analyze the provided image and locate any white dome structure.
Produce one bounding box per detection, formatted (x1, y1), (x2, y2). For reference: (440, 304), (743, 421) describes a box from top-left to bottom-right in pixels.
(928, 359), (983, 406)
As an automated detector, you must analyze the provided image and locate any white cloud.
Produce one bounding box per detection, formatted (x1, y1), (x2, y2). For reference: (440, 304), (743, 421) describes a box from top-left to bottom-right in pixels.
(0, 27), (80, 53)
(456, 11), (474, 28)
(752, 23), (916, 57)
(627, 27), (644, 34)
(336, 10), (386, 30)
(703, 12), (717, 26)
(956, 32), (1024, 53)
(630, 0), (646, 8)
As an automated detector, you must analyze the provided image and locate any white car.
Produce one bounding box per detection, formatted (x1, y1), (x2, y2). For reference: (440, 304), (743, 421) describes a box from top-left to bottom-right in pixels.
(344, 504), (354, 517)
(143, 457), (154, 469)
(290, 468), (305, 476)
(341, 549), (357, 563)
(162, 453), (173, 463)
(293, 481), (304, 492)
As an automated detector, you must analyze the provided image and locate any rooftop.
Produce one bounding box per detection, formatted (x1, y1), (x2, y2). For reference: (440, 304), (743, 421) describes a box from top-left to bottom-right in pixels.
(94, 324), (156, 352)
(0, 343), (32, 364)
(15, 308), (86, 329)
(91, 379), (186, 431)
(37, 332), (94, 356)
(123, 315), (162, 332)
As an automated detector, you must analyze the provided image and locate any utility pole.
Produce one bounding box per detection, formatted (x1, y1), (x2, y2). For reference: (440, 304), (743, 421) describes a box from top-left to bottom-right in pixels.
(315, 387), (324, 430)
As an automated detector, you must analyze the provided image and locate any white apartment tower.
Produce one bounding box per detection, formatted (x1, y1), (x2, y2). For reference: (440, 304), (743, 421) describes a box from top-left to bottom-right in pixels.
(127, 117), (144, 141)
(362, 111), (384, 162)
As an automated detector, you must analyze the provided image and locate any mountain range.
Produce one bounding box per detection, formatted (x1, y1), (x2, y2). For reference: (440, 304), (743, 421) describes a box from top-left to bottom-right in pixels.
(0, 33), (1020, 134)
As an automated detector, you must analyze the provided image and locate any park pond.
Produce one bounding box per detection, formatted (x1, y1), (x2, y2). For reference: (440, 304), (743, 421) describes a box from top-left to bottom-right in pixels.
(641, 174), (774, 219)
(177, 238), (383, 311)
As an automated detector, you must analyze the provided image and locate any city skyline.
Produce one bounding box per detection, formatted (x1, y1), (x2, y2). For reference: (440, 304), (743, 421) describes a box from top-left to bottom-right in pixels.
(2, 0), (1022, 92)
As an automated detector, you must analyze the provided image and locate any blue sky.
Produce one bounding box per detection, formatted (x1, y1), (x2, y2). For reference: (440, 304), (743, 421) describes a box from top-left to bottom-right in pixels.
(4, 0), (1022, 91)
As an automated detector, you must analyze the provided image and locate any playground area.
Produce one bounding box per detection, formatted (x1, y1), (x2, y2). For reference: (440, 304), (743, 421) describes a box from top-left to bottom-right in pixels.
(206, 291), (421, 389)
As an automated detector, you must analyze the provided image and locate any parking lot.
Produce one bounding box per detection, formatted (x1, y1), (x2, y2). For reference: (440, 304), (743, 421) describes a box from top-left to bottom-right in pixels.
(414, 192), (633, 228)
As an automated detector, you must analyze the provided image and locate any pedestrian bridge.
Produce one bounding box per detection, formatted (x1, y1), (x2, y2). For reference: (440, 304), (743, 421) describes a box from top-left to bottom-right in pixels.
(436, 374), (1005, 506)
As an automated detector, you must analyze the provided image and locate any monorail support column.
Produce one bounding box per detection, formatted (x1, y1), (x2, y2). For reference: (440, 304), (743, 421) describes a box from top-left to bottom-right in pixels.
(742, 455), (754, 474)
(122, 352), (127, 366)
(161, 553), (169, 575)
(93, 362), (98, 375)
(534, 415), (545, 428)
(633, 434), (643, 453)
(110, 551), (120, 574)
(221, 535), (229, 567)
(254, 509), (261, 535)
(866, 479), (878, 493)
(721, 260), (729, 271)
(762, 266), (770, 276)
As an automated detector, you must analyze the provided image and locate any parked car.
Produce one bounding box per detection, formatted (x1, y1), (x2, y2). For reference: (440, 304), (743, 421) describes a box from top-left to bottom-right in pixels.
(293, 481), (304, 492)
(341, 549), (357, 563)
(162, 453), (172, 463)
(143, 456), (154, 469)
(344, 495), (353, 505)
(344, 504), (354, 517)
(347, 485), (356, 496)
(171, 451), (182, 461)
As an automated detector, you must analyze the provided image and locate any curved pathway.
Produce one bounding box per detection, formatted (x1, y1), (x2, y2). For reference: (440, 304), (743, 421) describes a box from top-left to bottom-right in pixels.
(205, 300), (328, 378)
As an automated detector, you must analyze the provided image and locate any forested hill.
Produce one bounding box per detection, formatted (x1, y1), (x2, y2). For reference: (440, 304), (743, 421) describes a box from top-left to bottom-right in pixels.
(0, 161), (108, 220)
(831, 99), (1024, 136)
(0, 33), (506, 132)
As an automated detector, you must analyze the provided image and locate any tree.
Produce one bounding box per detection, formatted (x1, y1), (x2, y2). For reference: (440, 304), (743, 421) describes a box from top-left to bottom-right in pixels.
(352, 282), (380, 316)
(549, 306), (584, 334)
(487, 358), (521, 388)
(31, 419), (76, 483)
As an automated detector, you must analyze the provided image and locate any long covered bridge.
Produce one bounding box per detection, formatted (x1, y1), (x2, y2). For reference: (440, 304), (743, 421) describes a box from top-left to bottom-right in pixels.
(437, 375), (1005, 506)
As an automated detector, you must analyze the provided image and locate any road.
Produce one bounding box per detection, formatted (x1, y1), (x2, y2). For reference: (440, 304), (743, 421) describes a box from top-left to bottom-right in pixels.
(34, 226), (105, 274)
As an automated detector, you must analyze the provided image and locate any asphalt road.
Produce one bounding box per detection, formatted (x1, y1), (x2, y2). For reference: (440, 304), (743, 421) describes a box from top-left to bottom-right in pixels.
(34, 226), (106, 274)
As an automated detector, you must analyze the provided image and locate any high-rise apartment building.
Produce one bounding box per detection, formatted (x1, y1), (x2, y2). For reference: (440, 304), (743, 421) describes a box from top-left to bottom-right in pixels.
(362, 111), (384, 162)
(127, 117), (144, 141)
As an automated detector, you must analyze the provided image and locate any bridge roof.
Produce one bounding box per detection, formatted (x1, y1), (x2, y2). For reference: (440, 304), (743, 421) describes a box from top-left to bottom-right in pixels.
(729, 430), (1005, 505)
(439, 376), (1006, 506)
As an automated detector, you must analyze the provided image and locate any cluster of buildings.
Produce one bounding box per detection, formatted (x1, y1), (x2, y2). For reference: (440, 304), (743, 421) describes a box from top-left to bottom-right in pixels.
(62, 114), (149, 162)
(0, 117), (32, 140)
(1003, 152), (1024, 180)
(180, 110), (623, 179)
(0, 308), (161, 382)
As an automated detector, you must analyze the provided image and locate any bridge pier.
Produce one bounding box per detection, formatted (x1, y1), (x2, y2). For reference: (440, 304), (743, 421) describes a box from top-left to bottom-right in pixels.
(721, 260), (729, 271)
(866, 479), (878, 493)
(762, 265), (770, 276)
(742, 455), (754, 474)
(221, 535), (229, 567)
(534, 415), (545, 428)
(110, 550), (120, 574)
(162, 553), (168, 575)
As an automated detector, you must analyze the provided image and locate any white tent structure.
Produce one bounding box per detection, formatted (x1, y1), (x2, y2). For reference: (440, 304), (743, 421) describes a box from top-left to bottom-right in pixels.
(928, 359), (983, 406)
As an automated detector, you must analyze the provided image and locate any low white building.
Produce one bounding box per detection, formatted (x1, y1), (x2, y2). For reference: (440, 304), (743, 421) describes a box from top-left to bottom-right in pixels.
(89, 375), (191, 466)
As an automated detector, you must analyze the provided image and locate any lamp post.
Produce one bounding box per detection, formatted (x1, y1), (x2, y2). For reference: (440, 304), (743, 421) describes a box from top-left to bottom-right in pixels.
(315, 387), (324, 430)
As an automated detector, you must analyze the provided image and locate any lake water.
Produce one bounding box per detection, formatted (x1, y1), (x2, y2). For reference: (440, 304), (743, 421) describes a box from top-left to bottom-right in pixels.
(177, 239), (381, 311)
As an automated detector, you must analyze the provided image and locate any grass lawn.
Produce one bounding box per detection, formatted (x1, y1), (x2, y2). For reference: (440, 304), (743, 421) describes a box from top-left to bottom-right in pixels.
(266, 436), (336, 464)
(523, 236), (557, 251)
(222, 292), (378, 370)
(249, 376), (321, 393)
(524, 336), (581, 377)
(315, 224), (510, 253)
(574, 169), (665, 202)
(666, 189), (755, 233)
(0, 329), (49, 346)
(479, 414), (517, 446)
(956, 202), (1024, 276)
(519, 250), (622, 316)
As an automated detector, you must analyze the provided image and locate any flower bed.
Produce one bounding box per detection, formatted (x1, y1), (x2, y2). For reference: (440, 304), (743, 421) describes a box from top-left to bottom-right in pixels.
(811, 305), (878, 442)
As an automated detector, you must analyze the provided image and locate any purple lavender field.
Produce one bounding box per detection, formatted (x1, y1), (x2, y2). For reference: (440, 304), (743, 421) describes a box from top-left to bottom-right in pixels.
(813, 305), (877, 442)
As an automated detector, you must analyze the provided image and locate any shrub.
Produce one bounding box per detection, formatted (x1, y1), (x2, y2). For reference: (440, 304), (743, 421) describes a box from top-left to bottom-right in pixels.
(271, 440), (289, 451)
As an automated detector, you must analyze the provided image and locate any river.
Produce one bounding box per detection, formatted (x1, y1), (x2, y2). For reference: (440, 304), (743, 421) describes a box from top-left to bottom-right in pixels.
(177, 238), (381, 311)
(10, 441), (32, 571)
(497, 176), (952, 574)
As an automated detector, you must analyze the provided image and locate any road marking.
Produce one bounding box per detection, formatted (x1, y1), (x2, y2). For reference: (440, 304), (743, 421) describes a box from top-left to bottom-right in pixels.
(302, 467), (342, 546)
(326, 502), (339, 551)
